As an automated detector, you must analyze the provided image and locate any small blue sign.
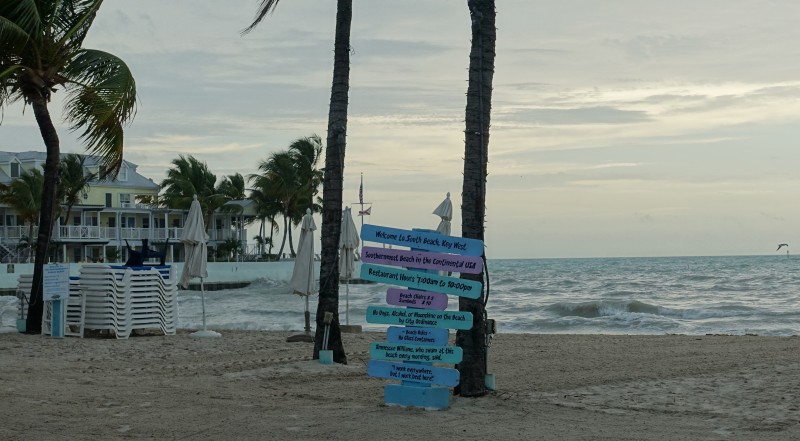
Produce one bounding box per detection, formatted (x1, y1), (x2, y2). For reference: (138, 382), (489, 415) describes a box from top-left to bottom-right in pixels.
(366, 306), (472, 330)
(368, 360), (460, 387)
(387, 326), (449, 346)
(361, 224), (483, 256)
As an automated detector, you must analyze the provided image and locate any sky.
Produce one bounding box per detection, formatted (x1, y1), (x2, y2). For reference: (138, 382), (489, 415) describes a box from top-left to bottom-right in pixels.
(4, 0), (800, 259)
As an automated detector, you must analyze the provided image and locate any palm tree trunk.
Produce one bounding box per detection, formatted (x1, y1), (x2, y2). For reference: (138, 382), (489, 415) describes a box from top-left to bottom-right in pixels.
(456, 0), (496, 397)
(277, 214), (289, 258)
(268, 218), (275, 256)
(26, 96), (61, 334)
(288, 224), (295, 257)
(314, 0), (352, 364)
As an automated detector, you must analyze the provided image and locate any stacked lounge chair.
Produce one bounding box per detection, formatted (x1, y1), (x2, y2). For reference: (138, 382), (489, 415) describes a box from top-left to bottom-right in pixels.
(79, 264), (177, 339)
(16, 265), (177, 339)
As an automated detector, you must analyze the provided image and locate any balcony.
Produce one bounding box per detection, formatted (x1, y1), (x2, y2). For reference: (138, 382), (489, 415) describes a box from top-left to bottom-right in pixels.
(0, 226), (245, 243)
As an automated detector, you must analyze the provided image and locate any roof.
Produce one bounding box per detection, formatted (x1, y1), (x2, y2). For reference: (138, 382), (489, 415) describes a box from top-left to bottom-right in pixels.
(0, 150), (159, 190)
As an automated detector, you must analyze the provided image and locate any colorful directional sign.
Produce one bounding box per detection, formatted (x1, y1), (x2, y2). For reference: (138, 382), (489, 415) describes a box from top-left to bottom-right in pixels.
(371, 342), (463, 364)
(368, 360), (460, 387)
(387, 326), (449, 346)
(386, 288), (448, 310)
(366, 306), (472, 330)
(361, 264), (482, 299)
(361, 224), (483, 256)
(361, 246), (483, 274)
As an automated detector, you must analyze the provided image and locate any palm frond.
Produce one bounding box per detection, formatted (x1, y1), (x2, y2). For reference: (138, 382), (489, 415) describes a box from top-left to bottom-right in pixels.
(53, 0), (103, 56)
(241, 0), (281, 35)
(63, 48), (136, 177)
(0, 0), (41, 43)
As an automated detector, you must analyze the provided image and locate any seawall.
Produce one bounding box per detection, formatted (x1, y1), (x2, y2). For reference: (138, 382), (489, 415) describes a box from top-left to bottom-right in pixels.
(0, 261), (332, 294)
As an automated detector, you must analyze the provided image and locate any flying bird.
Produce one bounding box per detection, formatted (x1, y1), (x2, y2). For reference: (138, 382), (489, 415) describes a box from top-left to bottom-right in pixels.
(777, 243), (788, 251)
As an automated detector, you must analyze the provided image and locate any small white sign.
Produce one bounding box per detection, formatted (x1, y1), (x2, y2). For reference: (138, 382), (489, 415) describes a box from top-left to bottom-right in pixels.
(43, 264), (70, 301)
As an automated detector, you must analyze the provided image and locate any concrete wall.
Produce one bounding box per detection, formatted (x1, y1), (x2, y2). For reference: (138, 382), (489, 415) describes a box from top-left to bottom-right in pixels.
(0, 261), (332, 290)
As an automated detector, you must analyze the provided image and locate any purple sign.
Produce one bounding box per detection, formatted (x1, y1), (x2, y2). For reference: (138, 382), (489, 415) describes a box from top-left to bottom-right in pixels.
(361, 246), (482, 274)
(386, 288), (448, 310)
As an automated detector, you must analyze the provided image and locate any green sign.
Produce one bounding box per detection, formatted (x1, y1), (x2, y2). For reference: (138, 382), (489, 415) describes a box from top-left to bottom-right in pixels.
(360, 264), (481, 299)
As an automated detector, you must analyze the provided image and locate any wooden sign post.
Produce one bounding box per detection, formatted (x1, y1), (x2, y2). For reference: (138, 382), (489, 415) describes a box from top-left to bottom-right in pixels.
(362, 224), (483, 409)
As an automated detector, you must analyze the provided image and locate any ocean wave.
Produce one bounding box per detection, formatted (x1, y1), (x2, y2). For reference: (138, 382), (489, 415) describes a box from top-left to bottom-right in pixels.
(546, 300), (660, 318)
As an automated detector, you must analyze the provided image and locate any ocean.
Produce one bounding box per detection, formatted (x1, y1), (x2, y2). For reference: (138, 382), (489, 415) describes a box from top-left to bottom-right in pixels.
(1, 255), (798, 336)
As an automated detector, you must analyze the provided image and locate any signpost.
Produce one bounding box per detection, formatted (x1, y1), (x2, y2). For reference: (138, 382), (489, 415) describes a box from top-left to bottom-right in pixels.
(363, 223), (484, 410)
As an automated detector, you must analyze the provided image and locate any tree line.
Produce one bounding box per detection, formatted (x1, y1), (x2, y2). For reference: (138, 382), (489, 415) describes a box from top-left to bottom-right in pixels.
(0, 135), (324, 263)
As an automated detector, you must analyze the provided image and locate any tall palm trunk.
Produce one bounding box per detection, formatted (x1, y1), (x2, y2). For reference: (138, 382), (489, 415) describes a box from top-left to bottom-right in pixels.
(278, 214), (289, 258)
(26, 97), (61, 334)
(288, 224), (295, 257)
(456, 0), (496, 397)
(313, 0), (352, 364)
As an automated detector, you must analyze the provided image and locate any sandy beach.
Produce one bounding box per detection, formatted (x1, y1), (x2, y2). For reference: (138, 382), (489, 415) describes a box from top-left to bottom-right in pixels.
(1, 331), (798, 440)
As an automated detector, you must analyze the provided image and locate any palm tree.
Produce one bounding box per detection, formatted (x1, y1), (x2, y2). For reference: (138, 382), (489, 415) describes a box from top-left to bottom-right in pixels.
(59, 153), (96, 227)
(0, 168), (43, 262)
(216, 173), (246, 201)
(246, 1), (353, 363)
(456, 0), (496, 397)
(1, 1), (137, 333)
(249, 136), (323, 258)
(247, 183), (281, 258)
(251, 151), (299, 258)
(159, 155), (226, 231)
(285, 136), (324, 256)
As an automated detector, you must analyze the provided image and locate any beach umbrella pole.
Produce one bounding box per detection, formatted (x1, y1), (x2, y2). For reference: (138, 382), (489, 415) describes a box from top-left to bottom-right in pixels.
(200, 278), (207, 331)
(345, 280), (350, 326)
(191, 278), (221, 338)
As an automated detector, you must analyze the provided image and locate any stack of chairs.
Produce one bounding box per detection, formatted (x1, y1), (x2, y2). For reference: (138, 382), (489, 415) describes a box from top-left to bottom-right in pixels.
(79, 264), (177, 339)
(64, 277), (85, 337)
(16, 274), (32, 330)
(16, 274), (85, 336)
(16, 265), (177, 339)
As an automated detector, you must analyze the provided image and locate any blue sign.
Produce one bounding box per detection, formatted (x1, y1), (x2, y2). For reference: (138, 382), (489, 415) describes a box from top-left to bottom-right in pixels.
(371, 342), (463, 364)
(387, 326), (449, 346)
(368, 360), (460, 387)
(361, 224), (483, 256)
(360, 264), (482, 299)
(366, 306), (472, 330)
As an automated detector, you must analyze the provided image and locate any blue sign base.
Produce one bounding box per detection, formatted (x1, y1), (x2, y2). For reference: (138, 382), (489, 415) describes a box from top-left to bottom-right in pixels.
(384, 383), (450, 410)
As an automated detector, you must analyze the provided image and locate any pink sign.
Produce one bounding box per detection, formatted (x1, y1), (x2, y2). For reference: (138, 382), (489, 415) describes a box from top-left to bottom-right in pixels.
(361, 246), (482, 274)
(386, 288), (448, 310)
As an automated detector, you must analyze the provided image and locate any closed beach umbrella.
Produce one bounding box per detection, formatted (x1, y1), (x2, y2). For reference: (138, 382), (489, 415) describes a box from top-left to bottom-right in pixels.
(339, 207), (359, 325)
(287, 208), (316, 341)
(433, 192), (453, 236)
(181, 195), (218, 338)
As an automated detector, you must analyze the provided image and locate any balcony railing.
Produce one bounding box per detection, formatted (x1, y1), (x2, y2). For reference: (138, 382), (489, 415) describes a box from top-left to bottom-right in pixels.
(0, 225), (245, 243)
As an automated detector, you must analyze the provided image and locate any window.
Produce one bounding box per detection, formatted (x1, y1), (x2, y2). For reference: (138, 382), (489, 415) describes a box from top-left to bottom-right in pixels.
(118, 165), (128, 181)
(10, 162), (19, 178)
(105, 193), (112, 207)
(108, 218), (116, 228)
(121, 217), (135, 228)
(73, 216), (80, 226)
(119, 193), (132, 208)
